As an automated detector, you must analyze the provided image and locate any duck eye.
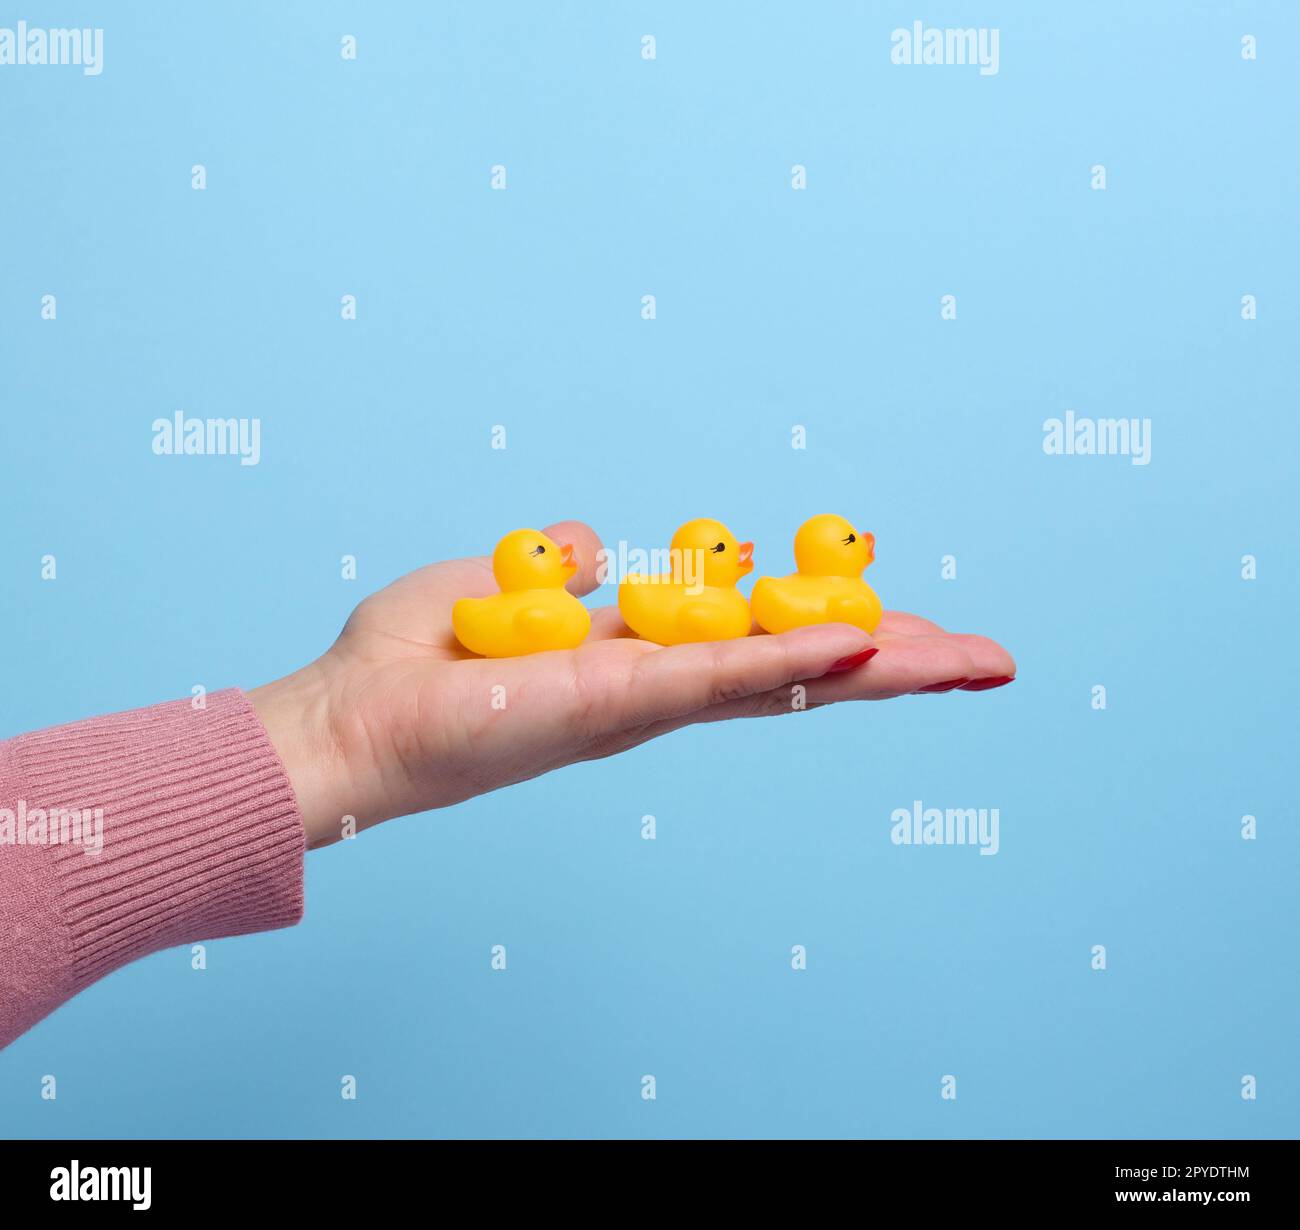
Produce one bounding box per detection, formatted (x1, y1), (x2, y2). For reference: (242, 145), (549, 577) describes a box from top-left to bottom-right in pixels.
(530, 545), (546, 556)
(842, 534), (856, 545)
(710, 542), (726, 554)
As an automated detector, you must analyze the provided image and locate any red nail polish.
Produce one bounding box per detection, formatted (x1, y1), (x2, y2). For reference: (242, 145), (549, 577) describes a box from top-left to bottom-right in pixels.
(825, 648), (878, 674)
(917, 678), (969, 693)
(960, 676), (1015, 691)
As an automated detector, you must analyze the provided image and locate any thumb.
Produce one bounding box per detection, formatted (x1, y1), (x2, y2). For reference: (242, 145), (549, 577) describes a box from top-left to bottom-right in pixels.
(541, 520), (605, 598)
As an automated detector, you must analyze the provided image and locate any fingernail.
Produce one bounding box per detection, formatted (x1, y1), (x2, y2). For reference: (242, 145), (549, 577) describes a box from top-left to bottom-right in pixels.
(825, 648), (878, 674)
(916, 678), (969, 693)
(960, 676), (1015, 691)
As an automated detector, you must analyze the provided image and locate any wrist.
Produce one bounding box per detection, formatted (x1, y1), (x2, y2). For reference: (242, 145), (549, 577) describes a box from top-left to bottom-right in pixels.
(249, 662), (355, 850)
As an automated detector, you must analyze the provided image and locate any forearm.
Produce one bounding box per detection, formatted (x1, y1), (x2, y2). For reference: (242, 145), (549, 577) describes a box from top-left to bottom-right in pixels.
(0, 690), (304, 1049)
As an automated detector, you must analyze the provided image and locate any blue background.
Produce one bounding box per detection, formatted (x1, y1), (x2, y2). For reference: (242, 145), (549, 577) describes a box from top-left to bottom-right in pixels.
(2, 1), (1296, 1138)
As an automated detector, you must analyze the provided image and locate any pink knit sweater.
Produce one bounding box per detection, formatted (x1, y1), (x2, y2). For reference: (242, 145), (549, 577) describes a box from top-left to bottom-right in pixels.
(0, 690), (305, 1049)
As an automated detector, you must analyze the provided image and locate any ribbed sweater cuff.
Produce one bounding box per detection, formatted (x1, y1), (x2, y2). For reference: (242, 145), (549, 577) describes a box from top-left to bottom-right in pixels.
(9, 689), (305, 993)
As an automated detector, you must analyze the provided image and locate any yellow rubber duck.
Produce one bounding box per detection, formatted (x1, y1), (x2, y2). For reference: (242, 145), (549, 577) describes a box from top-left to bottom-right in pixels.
(617, 518), (754, 645)
(750, 513), (883, 635)
(453, 529), (591, 657)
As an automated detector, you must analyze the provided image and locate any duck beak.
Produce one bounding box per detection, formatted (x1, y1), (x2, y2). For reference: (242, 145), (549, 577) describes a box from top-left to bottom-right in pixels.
(863, 532), (876, 566)
(560, 542), (578, 577)
(737, 541), (754, 575)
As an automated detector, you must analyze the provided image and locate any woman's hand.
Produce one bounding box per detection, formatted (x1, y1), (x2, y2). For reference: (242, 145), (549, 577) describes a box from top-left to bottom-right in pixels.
(250, 520), (1016, 848)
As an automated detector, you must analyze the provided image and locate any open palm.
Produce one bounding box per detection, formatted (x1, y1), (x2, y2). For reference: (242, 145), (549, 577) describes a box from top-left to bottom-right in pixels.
(252, 520), (1016, 847)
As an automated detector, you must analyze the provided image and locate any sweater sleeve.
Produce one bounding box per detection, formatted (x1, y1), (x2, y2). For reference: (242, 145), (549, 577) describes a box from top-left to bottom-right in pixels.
(0, 689), (305, 1049)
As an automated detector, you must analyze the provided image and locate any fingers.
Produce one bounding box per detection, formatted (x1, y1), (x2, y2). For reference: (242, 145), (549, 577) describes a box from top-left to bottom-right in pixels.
(586, 605), (633, 641)
(940, 633), (1017, 686)
(876, 610), (946, 637)
(586, 606), (953, 646)
(803, 635), (974, 700)
(574, 618), (1014, 742)
(873, 614), (1016, 688)
(610, 623), (875, 728)
(655, 631), (1015, 730)
(803, 632), (1015, 701)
